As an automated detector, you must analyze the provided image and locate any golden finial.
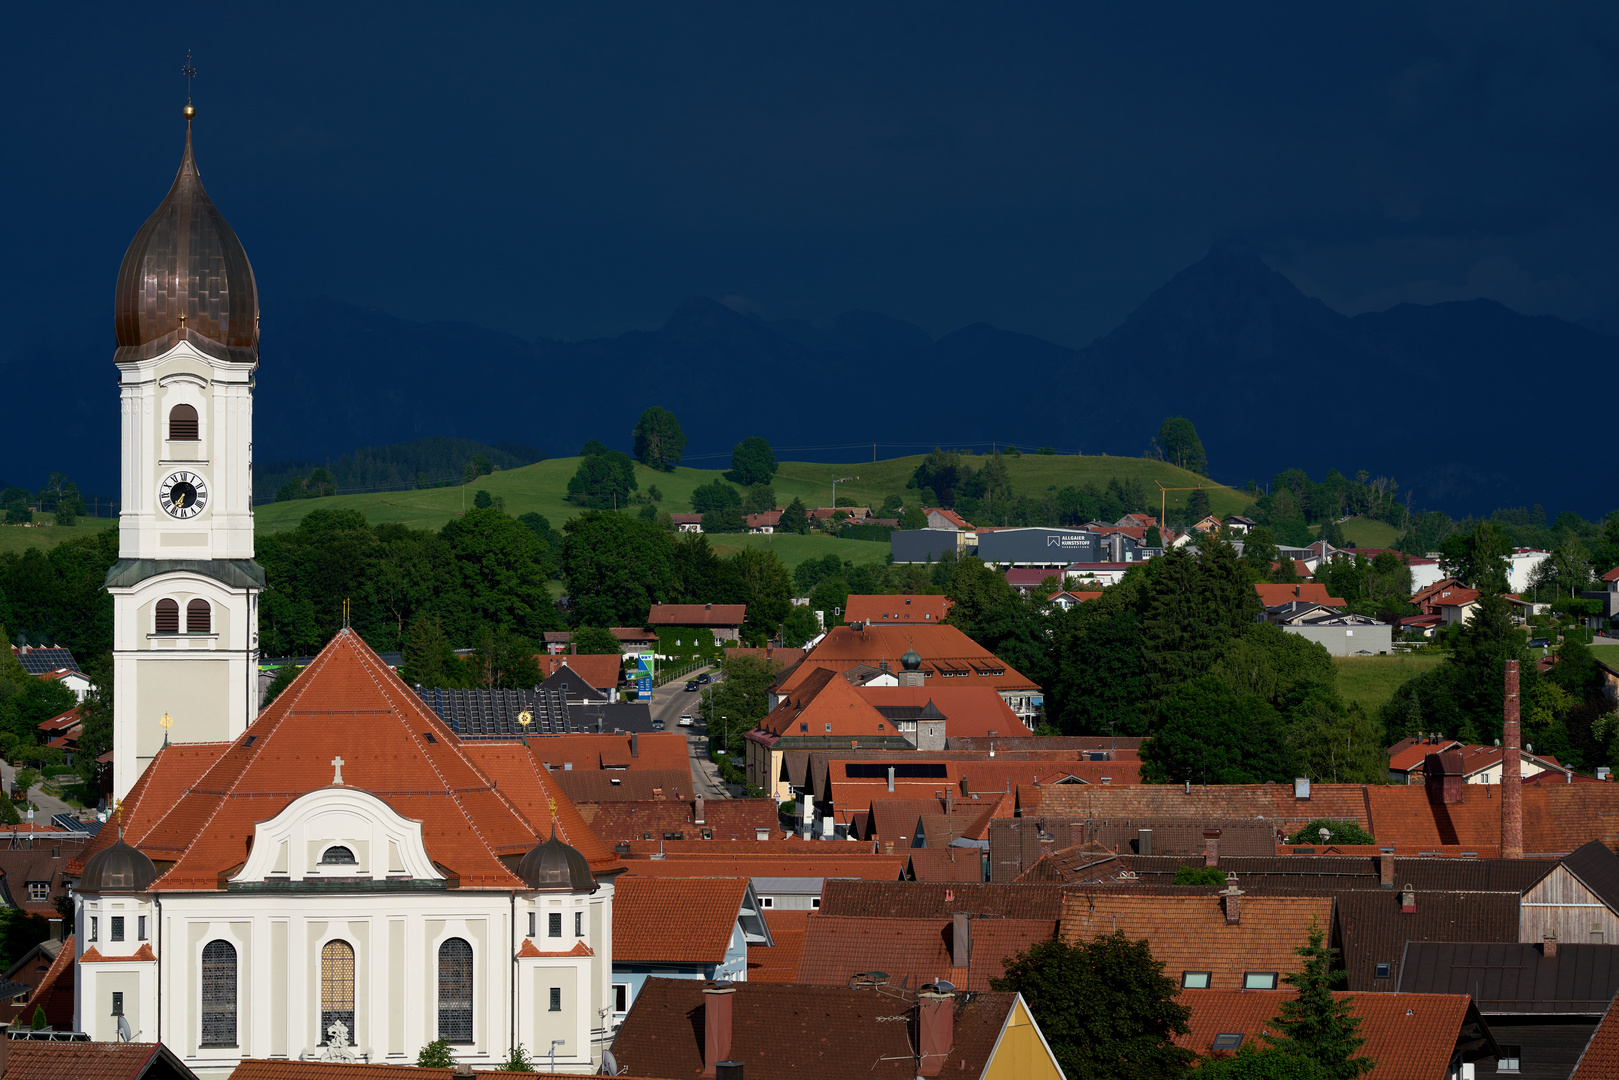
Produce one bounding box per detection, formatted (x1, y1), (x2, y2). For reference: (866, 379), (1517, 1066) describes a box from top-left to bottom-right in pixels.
(182, 51), (197, 119)
(159, 711), (174, 748)
(547, 797), (557, 822)
(517, 710), (532, 728)
(114, 798), (124, 840)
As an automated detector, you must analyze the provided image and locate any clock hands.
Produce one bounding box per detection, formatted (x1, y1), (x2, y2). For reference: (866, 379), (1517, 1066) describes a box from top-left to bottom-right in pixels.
(173, 492), (188, 508)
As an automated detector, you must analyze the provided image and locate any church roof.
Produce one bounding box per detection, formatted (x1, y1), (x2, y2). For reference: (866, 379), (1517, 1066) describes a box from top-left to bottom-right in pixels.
(113, 116), (259, 364)
(71, 629), (618, 890)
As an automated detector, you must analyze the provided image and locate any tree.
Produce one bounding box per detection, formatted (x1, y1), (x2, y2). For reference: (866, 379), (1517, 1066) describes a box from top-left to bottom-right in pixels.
(571, 626), (623, 655)
(898, 505), (927, 531)
(560, 511), (677, 628)
(990, 932), (1194, 1080)
(699, 655), (781, 748)
(1143, 676), (1299, 784)
(500, 1043), (537, 1072)
(779, 497), (809, 535)
(1286, 820), (1374, 846)
(1174, 865), (1228, 887)
(30, 1005), (46, 1031)
(565, 451), (637, 509)
(1155, 417), (1208, 475)
(440, 508), (559, 638)
(1266, 922), (1374, 1079)
(1439, 521), (1511, 594)
(909, 449), (975, 508)
(468, 627), (542, 689)
(473, 489), (494, 509)
(579, 439), (611, 457)
(632, 406), (686, 471)
(780, 604), (821, 647)
(742, 484), (778, 515)
(1199, 1046), (1329, 1080)
(417, 1038), (455, 1068)
(400, 615), (465, 689)
(726, 437), (778, 485)
(260, 665), (302, 708)
(691, 480), (742, 515)
(726, 548), (794, 639)
(1187, 487), (1211, 521)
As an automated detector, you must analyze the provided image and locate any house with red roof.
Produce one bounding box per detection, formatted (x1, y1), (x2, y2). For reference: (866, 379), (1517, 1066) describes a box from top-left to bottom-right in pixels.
(647, 603), (747, 643)
(68, 629), (624, 1073)
(609, 876), (771, 1023)
(842, 594), (952, 625)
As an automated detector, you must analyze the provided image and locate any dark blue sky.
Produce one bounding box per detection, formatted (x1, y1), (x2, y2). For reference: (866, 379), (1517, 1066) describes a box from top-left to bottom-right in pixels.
(4, 4), (1618, 408)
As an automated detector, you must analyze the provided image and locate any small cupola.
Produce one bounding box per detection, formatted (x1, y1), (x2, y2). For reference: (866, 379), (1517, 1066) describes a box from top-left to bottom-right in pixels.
(518, 828), (596, 893)
(78, 838), (159, 894)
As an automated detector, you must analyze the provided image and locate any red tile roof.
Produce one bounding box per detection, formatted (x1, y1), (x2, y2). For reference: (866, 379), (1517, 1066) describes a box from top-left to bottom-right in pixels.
(648, 604), (746, 627)
(515, 731), (691, 773)
(584, 799), (780, 843)
(2, 1040), (193, 1080)
(925, 507), (973, 529)
(780, 625), (1039, 695)
(1573, 988), (1619, 1078)
(617, 855), (907, 880)
(856, 686), (1030, 738)
(19, 933), (74, 1031)
(549, 768), (695, 804)
(71, 629), (618, 890)
(794, 914), (1055, 991)
(819, 880), (1070, 921)
(1603, 567), (1619, 584)
(756, 668), (894, 739)
(1177, 990), (1480, 1080)
(610, 978), (1024, 1080)
(614, 876), (749, 964)
(1059, 893), (1334, 989)
(1254, 583), (1346, 607)
(535, 653), (623, 690)
(748, 909), (812, 983)
(843, 595), (953, 624)
(906, 847), (988, 882)
(230, 1063), (463, 1080)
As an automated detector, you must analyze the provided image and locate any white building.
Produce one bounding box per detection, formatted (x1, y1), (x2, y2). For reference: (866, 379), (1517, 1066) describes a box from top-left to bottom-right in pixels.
(72, 629), (622, 1078)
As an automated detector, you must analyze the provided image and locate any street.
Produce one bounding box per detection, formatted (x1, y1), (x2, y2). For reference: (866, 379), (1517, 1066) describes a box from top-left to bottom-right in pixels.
(643, 667), (737, 799)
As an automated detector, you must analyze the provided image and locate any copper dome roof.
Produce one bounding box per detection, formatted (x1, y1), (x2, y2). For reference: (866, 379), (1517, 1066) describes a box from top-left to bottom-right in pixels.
(518, 828), (596, 892)
(113, 119), (258, 364)
(78, 838), (159, 894)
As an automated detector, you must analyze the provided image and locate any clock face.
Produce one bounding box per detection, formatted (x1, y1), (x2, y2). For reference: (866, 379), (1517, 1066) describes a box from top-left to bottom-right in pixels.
(158, 471), (209, 519)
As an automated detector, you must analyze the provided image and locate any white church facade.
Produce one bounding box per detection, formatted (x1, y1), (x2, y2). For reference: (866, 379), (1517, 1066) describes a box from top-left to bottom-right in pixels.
(76, 109), (622, 1078)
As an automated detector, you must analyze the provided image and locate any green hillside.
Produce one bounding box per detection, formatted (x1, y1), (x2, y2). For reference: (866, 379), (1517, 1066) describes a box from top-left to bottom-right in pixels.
(0, 519), (119, 555)
(1312, 516), (1401, 549)
(4, 454), (1251, 569)
(1334, 652), (1445, 717)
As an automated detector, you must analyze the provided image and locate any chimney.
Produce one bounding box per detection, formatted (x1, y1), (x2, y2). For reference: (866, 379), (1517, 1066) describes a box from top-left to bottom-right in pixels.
(945, 789), (953, 813)
(715, 1064), (744, 1080)
(884, 842), (895, 856)
(695, 795), (706, 824)
(1204, 830), (1221, 868)
(702, 983), (736, 1078)
(1502, 660), (1523, 859)
(631, 731), (639, 758)
(1137, 828), (1153, 856)
(1380, 853), (1395, 889)
(1221, 885), (1243, 925)
(952, 913), (972, 969)
(1543, 933), (1558, 958)
(1400, 885), (1417, 914)
(47, 918), (62, 942)
(887, 766), (895, 793)
(916, 990), (955, 1076)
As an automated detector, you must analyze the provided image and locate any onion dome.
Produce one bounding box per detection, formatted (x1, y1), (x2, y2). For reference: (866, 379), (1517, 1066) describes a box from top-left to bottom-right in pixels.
(113, 113), (258, 364)
(518, 828), (595, 892)
(78, 838), (159, 894)
(901, 643), (923, 671)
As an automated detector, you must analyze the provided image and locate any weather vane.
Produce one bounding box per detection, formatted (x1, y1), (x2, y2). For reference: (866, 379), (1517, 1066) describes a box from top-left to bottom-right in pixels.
(182, 51), (197, 120)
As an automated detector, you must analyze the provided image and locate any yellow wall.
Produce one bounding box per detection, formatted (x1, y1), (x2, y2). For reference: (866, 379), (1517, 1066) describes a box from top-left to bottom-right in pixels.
(982, 998), (1065, 1080)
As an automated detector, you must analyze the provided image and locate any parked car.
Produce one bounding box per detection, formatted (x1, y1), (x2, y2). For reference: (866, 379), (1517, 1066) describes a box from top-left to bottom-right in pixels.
(696, 673), (712, 684)
(652, 719), (665, 730)
(678, 716), (695, 727)
(684, 681), (700, 692)
(1527, 637), (1550, 648)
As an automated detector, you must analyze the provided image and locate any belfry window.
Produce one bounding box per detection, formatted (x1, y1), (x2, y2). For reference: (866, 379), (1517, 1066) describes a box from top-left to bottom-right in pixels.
(187, 599), (211, 634)
(201, 939), (238, 1047)
(155, 599), (180, 635)
(320, 940), (356, 1045)
(168, 404), (199, 441)
(437, 938), (473, 1043)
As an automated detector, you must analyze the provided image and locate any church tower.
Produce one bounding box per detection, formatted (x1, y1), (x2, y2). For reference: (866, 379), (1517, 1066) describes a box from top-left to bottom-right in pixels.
(107, 107), (264, 802)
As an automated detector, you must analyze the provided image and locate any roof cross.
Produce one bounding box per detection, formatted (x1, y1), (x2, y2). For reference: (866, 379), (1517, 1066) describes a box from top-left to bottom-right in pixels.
(331, 755), (345, 786)
(182, 51), (197, 106)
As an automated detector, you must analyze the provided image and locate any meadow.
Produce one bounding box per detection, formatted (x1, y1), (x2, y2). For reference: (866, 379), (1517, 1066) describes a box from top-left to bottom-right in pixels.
(1333, 652), (1445, 717)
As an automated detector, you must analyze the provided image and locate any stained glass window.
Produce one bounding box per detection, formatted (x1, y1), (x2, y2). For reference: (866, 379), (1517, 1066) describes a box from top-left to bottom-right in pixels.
(438, 938), (473, 1043)
(320, 940), (355, 1045)
(201, 940), (237, 1047)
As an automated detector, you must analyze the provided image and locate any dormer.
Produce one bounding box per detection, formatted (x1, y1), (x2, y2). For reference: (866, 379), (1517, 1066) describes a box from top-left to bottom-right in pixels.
(229, 786), (443, 885)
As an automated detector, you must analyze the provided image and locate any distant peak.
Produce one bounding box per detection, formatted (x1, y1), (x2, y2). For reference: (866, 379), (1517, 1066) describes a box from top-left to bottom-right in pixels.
(1207, 237), (1258, 259)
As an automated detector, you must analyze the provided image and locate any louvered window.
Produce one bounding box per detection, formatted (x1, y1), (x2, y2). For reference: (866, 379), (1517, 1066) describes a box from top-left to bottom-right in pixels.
(155, 599), (180, 634)
(187, 599), (211, 633)
(168, 404), (199, 440)
(320, 940), (355, 1045)
(437, 938), (473, 1043)
(201, 939), (238, 1047)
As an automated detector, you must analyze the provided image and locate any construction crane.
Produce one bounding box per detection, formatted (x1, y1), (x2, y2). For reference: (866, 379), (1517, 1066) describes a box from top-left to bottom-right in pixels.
(1155, 481), (1207, 531)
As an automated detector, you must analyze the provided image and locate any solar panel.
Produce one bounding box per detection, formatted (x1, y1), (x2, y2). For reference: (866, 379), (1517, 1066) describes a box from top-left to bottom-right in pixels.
(14, 648), (79, 675)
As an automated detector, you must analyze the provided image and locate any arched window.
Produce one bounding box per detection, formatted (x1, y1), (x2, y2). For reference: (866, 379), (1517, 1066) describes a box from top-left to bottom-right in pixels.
(437, 938), (473, 1043)
(320, 940), (355, 1045)
(155, 599), (179, 634)
(200, 939), (237, 1047)
(320, 846), (356, 865)
(186, 599), (211, 634)
(168, 404), (199, 441)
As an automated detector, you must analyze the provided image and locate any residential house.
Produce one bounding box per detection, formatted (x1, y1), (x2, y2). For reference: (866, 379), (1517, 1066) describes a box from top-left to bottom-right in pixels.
(745, 510), (782, 534)
(1004, 568), (1066, 595)
(609, 876), (770, 1024)
(1116, 513), (1158, 529)
(551, 769), (697, 807)
(1579, 567), (1619, 634)
(1177, 990), (1499, 1079)
(1059, 890), (1336, 991)
(1572, 991), (1619, 1078)
(586, 797), (780, 843)
(925, 507), (973, 531)
(671, 513), (704, 533)
(793, 912), (1056, 991)
(0, 938), (65, 1025)
(1334, 888), (1523, 991)
(647, 603), (747, 644)
(1399, 941), (1619, 1078)
(0, 1039), (204, 1080)
(1254, 583), (1347, 609)
(1222, 514), (1257, 534)
(842, 594), (952, 624)
(1060, 562), (1139, 587)
(1519, 840), (1619, 948)
(1046, 590), (1101, 610)
(34, 669), (93, 703)
(8, 646), (79, 677)
(536, 657), (624, 697)
(0, 832), (90, 924)
(745, 669), (914, 800)
(1388, 743), (1565, 786)
(815, 879), (1070, 921)
(1264, 603), (1392, 655)
(747, 909), (811, 983)
(609, 978), (1065, 1080)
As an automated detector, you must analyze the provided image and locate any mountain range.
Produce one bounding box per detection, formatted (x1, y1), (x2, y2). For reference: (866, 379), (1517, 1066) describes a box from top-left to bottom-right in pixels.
(13, 242), (1615, 518)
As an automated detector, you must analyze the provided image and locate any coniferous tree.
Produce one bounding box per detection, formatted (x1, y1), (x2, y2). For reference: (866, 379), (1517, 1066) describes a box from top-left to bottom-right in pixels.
(1266, 921), (1374, 1079)
(779, 497), (809, 535)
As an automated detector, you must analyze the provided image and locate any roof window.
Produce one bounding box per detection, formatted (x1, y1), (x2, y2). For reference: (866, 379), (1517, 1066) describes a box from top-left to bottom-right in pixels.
(1211, 1034), (1243, 1051)
(1181, 971), (1211, 989)
(1243, 972), (1278, 990)
(1373, 963), (1391, 980)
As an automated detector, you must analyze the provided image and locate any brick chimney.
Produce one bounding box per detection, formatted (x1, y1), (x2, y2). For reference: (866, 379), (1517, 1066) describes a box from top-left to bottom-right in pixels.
(1220, 884), (1243, 925)
(1400, 885), (1416, 914)
(1543, 933), (1558, 958)
(631, 731), (639, 759)
(917, 990), (955, 1076)
(1380, 853), (1395, 889)
(695, 795), (705, 824)
(952, 913), (972, 970)
(1502, 660), (1524, 859)
(1204, 830), (1221, 868)
(702, 983), (736, 1078)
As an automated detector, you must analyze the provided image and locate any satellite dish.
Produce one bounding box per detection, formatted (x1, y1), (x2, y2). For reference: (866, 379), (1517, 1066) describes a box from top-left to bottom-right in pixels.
(602, 1050), (620, 1076)
(933, 980), (958, 993)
